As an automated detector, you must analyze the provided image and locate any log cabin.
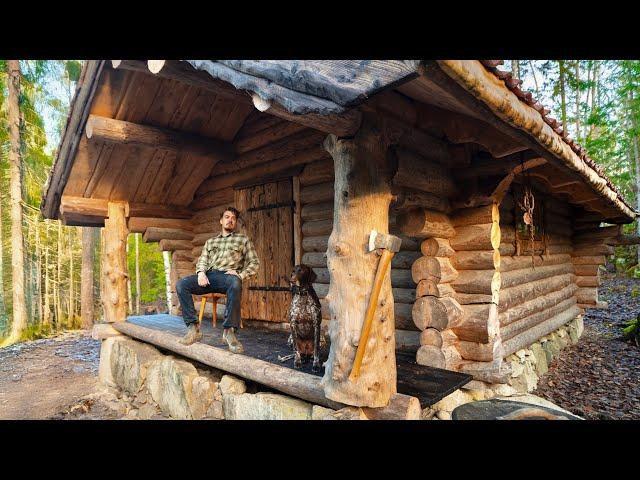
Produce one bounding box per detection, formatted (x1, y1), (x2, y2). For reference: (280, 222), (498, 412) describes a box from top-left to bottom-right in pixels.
(40, 60), (637, 417)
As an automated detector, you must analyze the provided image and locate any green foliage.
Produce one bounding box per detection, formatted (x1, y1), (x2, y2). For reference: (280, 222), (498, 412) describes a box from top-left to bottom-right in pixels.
(622, 315), (640, 347)
(127, 234), (167, 307)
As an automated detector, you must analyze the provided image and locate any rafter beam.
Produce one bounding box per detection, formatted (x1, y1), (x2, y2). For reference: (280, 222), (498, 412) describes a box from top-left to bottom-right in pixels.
(86, 114), (234, 162)
(60, 196), (193, 220)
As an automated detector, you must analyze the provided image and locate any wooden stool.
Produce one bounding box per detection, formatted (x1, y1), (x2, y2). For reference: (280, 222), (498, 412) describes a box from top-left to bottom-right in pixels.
(196, 293), (243, 328)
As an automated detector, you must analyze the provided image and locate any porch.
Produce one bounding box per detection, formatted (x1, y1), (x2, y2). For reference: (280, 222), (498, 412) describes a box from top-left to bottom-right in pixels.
(118, 313), (472, 411)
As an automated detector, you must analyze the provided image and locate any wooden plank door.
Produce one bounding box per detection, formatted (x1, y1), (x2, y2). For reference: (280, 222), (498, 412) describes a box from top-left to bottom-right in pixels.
(235, 179), (293, 323)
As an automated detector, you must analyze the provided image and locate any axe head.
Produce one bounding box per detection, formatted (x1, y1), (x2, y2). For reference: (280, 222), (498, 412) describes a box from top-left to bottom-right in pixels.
(368, 230), (402, 253)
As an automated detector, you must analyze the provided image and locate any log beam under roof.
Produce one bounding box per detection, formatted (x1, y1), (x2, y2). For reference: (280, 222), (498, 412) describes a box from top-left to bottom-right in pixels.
(60, 196), (193, 220)
(85, 114), (235, 162)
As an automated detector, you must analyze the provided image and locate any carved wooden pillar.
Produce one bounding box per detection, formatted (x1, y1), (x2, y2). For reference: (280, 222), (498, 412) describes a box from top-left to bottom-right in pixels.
(321, 116), (400, 407)
(101, 202), (129, 323)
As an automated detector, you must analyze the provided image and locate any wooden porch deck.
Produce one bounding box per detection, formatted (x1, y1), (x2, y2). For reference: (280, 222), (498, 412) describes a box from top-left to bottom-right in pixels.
(126, 314), (472, 408)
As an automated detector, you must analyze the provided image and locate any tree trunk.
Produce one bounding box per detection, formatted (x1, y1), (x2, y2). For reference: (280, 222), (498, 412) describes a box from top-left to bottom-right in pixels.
(56, 220), (63, 328)
(101, 202), (129, 323)
(5, 60), (28, 344)
(35, 219), (42, 324)
(43, 222), (51, 326)
(321, 116), (398, 408)
(68, 229), (74, 327)
(81, 227), (96, 329)
(126, 237), (132, 314)
(511, 60), (520, 79)
(135, 233), (141, 315)
(529, 60), (540, 97)
(630, 89), (640, 266)
(575, 60), (581, 143)
(163, 251), (172, 313)
(559, 61), (567, 131)
(0, 190), (5, 325)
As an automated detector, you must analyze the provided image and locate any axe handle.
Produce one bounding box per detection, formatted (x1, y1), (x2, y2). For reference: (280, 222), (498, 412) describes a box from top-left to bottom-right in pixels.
(349, 249), (394, 381)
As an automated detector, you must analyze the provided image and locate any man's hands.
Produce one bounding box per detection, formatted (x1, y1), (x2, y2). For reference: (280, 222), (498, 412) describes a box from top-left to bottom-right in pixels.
(197, 272), (210, 287)
(225, 270), (241, 279)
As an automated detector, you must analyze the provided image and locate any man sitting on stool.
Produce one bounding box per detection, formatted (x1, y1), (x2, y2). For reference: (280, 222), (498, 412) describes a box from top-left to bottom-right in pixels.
(176, 207), (259, 352)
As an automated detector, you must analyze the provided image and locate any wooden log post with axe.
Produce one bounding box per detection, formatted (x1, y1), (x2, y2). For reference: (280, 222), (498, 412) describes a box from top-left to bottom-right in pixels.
(349, 230), (402, 381)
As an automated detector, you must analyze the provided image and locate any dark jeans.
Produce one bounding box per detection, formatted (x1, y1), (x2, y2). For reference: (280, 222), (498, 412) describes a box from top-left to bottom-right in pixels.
(176, 270), (242, 329)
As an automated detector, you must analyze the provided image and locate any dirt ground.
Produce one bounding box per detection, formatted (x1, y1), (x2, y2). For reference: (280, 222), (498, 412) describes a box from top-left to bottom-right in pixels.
(0, 331), (139, 420)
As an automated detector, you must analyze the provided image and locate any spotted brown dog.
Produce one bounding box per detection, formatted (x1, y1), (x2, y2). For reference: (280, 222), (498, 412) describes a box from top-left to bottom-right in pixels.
(288, 264), (322, 371)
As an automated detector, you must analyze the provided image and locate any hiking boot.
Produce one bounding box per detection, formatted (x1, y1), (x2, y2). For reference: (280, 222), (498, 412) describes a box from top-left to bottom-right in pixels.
(179, 324), (202, 345)
(223, 328), (244, 354)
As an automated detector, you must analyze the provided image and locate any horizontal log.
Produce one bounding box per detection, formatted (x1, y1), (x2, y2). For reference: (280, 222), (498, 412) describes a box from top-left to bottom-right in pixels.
(545, 222), (573, 238)
(416, 345), (445, 369)
(192, 232), (214, 246)
(571, 244), (614, 256)
(610, 234), (640, 246)
(544, 210), (572, 226)
(452, 263), (574, 294)
(498, 273), (574, 313)
(191, 187), (235, 211)
(415, 280), (456, 299)
(576, 276), (599, 287)
(397, 208), (456, 239)
(302, 219), (333, 236)
(573, 225), (621, 244)
(392, 148), (456, 197)
(576, 287), (597, 304)
(143, 228), (193, 243)
(572, 255), (606, 265)
(192, 202), (235, 225)
(546, 244), (573, 255)
(299, 158), (333, 186)
(159, 239), (193, 252)
(391, 188), (451, 214)
(128, 217), (193, 234)
(192, 222), (217, 235)
(112, 321), (418, 413)
(449, 304), (491, 343)
(235, 120), (308, 154)
(392, 288), (417, 305)
(546, 233), (572, 246)
(301, 202), (333, 222)
(501, 304), (582, 357)
(500, 283), (578, 327)
(198, 146), (328, 196)
(300, 182), (334, 205)
(411, 256), (458, 284)
(451, 204), (513, 227)
(86, 114), (234, 162)
(60, 196), (193, 219)
(412, 296), (463, 331)
(302, 235), (328, 253)
(450, 224), (514, 251)
(394, 303), (417, 331)
(455, 292), (493, 305)
(574, 264), (599, 276)
(172, 250), (193, 262)
(455, 339), (499, 362)
(420, 238), (455, 257)
(420, 328), (443, 348)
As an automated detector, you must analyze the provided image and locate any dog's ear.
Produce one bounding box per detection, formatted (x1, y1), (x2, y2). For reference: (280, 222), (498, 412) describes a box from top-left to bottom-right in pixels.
(306, 267), (317, 285)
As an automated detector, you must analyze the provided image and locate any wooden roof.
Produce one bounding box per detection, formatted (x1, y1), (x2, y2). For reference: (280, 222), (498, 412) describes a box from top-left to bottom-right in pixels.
(40, 60), (637, 225)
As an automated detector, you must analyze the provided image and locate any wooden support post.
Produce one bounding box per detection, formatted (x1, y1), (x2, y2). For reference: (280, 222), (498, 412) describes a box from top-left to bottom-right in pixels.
(101, 202), (129, 323)
(321, 116), (399, 408)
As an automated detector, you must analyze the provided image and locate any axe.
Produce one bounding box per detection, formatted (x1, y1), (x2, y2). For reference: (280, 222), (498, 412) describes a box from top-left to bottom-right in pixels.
(349, 230), (402, 381)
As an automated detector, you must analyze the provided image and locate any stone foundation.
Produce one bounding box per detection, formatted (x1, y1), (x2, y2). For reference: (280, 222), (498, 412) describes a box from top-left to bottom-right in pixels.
(424, 315), (584, 419)
(98, 335), (348, 420)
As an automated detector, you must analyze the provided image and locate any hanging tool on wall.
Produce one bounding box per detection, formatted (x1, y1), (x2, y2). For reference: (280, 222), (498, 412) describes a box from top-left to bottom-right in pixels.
(516, 154), (537, 268)
(349, 230), (402, 382)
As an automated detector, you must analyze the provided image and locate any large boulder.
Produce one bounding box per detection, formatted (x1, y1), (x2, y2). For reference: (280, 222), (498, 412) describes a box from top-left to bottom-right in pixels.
(223, 392), (313, 420)
(146, 356), (219, 420)
(109, 338), (163, 394)
(530, 342), (548, 376)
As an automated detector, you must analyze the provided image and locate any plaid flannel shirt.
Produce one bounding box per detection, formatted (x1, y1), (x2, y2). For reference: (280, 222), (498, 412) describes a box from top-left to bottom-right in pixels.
(195, 231), (260, 281)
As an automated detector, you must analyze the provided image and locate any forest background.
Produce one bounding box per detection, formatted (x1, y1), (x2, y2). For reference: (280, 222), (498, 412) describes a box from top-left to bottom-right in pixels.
(0, 59), (638, 345)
